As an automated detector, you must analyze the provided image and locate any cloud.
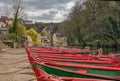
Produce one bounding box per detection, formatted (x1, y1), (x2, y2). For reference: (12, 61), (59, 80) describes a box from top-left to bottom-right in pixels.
(0, 0), (75, 22)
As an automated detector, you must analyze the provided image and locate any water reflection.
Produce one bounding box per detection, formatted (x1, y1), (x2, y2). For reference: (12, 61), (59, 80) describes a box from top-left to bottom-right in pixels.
(103, 48), (120, 54)
(91, 46), (120, 54)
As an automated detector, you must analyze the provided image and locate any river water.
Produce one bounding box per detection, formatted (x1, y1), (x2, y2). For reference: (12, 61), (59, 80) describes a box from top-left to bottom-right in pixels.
(103, 48), (120, 54)
(90, 46), (120, 54)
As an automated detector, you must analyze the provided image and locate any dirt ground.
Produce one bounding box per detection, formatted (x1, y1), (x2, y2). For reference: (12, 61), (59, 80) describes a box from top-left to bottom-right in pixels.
(0, 48), (37, 81)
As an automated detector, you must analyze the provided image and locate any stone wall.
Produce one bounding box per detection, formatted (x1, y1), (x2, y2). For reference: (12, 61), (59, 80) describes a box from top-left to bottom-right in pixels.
(3, 41), (16, 48)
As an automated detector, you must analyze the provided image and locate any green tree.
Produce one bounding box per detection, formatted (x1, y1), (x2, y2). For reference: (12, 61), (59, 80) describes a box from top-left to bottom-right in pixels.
(27, 28), (41, 46)
(17, 24), (27, 38)
(9, 23), (27, 47)
(11, 0), (26, 43)
(101, 16), (120, 47)
(7, 33), (16, 41)
(60, 20), (76, 46)
(9, 24), (26, 39)
(61, 0), (120, 49)
(12, 0), (22, 41)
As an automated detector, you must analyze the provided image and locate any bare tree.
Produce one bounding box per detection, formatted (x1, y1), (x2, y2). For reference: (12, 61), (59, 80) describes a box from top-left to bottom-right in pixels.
(12, 0), (26, 19)
(3, 0), (27, 19)
(11, 0), (27, 43)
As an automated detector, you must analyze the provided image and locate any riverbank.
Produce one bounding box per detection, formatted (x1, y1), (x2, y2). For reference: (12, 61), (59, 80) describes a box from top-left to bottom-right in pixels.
(0, 48), (36, 81)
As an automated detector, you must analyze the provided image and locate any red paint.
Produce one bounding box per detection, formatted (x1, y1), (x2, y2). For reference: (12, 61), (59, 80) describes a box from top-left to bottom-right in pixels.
(76, 70), (87, 73)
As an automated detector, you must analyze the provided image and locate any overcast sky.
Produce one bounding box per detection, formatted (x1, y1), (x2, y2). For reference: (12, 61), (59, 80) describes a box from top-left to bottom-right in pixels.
(0, 0), (75, 23)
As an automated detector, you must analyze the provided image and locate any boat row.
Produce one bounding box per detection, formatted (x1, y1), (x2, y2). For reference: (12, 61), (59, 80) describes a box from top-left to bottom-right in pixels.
(25, 47), (120, 81)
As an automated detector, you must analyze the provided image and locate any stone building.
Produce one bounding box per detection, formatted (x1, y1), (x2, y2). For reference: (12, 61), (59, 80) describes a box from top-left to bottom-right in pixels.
(0, 16), (12, 28)
(0, 16), (12, 39)
(24, 22), (63, 46)
(0, 21), (6, 28)
(0, 16), (67, 47)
